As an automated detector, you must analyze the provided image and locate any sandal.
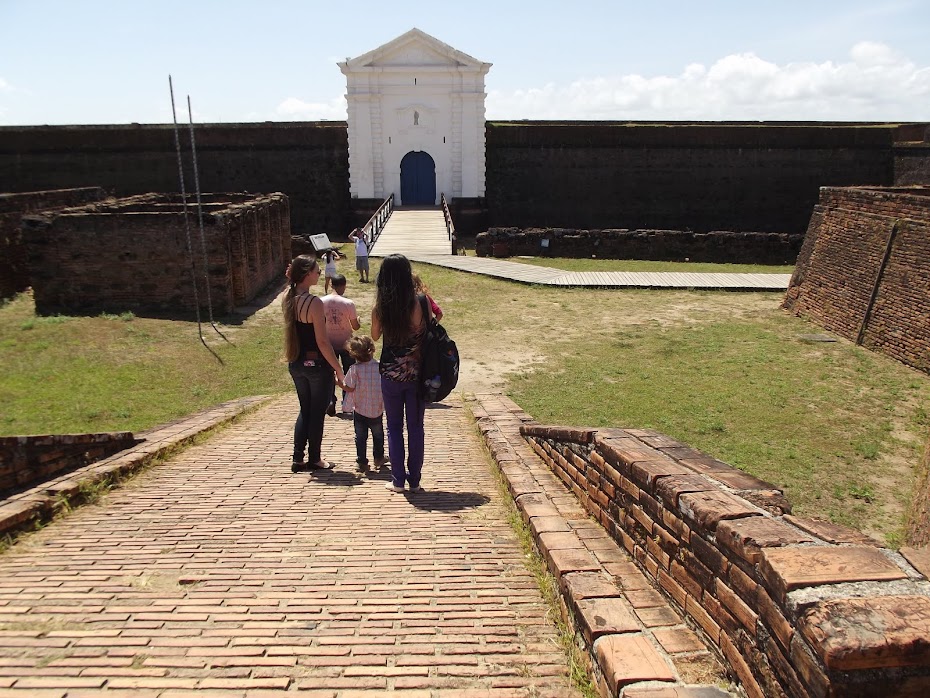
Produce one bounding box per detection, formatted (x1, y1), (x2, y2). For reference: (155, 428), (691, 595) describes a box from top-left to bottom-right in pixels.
(308, 460), (334, 470)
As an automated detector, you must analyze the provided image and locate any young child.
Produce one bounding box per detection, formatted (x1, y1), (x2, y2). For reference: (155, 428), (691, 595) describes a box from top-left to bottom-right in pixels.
(412, 273), (443, 321)
(322, 248), (342, 293)
(340, 335), (387, 472)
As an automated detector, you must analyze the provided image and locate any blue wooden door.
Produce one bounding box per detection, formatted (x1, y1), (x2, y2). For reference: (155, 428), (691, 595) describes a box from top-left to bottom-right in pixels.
(400, 151), (436, 205)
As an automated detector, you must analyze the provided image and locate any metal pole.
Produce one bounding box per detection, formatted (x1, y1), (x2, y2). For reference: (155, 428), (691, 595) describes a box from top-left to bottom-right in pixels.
(187, 95), (229, 342)
(169, 75), (220, 361)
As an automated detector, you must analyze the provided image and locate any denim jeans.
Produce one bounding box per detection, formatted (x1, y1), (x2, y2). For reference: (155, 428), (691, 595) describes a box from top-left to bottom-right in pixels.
(353, 412), (384, 465)
(288, 361), (334, 464)
(330, 348), (355, 407)
(381, 377), (425, 488)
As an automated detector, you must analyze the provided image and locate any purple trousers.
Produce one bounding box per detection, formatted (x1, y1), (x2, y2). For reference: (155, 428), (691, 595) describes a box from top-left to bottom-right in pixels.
(381, 377), (426, 488)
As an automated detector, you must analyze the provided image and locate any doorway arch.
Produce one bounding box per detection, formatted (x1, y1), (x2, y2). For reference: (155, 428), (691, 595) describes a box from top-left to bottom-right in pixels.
(400, 151), (436, 205)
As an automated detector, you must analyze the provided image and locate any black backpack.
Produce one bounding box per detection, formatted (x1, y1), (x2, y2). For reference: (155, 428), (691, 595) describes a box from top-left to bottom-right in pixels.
(418, 295), (460, 402)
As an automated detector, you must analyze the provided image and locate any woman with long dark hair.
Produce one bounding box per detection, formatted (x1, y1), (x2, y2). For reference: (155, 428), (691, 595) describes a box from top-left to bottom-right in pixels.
(371, 254), (431, 493)
(283, 254), (345, 472)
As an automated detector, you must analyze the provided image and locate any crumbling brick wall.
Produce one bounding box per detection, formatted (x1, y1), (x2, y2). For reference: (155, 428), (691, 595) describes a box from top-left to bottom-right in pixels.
(515, 420), (930, 698)
(0, 187), (105, 299)
(783, 186), (930, 374)
(0, 432), (137, 499)
(476, 227), (803, 264)
(21, 192), (290, 316)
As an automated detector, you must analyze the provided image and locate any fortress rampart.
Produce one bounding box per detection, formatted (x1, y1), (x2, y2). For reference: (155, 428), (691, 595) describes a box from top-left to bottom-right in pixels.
(1, 122), (927, 240)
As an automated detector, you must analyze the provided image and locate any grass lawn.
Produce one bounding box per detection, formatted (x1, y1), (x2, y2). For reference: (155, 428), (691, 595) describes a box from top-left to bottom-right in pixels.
(2, 252), (927, 546)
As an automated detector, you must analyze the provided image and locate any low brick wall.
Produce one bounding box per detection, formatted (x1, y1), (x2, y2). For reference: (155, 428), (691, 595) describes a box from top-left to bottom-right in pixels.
(0, 187), (105, 299)
(520, 423), (930, 698)
(0, 432), (138, 498)
(475, 227), (803, 265)
(783, 185), (930, 374)
(21, 192), (290, 316)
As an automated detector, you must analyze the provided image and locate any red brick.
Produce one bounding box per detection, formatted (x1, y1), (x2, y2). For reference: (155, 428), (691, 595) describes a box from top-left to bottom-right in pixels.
(783, 514), (882, 545)
(562, 571), (622, 600)
(594, 633), (676, 692)
(715, 581), (758, 633)
(798, 595), (930, 671)
(652, 626), (706, 654)
(716, 516), (814, 564)
(760, 545), (907, 602)
(678, 491), (761, 531)
(575, 597), (640, 642)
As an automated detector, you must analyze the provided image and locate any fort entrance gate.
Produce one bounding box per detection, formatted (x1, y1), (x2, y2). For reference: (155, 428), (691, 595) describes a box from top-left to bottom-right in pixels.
(400, 150), (436, 205)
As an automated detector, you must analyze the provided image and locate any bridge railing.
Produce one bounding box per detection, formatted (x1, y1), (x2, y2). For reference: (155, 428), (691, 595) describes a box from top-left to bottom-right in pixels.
(363, 194), (394, 249)
(440, 193), (457, 254)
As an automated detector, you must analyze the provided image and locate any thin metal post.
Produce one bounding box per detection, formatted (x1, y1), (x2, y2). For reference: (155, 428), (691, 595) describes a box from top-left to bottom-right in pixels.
(169, 75), (220, 361)
(187, 95), (229, 342)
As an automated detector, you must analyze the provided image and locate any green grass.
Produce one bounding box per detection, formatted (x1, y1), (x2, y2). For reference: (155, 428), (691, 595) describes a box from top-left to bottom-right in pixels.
(2, 254), (928, 546)
(0, 292), (290, 435)
(504, 301), (930, 541)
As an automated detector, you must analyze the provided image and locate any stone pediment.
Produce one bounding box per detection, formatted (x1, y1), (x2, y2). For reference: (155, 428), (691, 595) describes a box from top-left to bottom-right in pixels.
(344, 28), (489, 72)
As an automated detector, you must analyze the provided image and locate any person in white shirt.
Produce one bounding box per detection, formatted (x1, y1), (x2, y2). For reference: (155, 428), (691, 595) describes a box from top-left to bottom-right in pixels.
(320, 274), (360, 415)
(349, 228), (370, 283)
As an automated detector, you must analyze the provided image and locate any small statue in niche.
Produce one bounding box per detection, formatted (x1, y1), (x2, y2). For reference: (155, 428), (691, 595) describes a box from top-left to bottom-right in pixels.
(413, 110), (419, 126)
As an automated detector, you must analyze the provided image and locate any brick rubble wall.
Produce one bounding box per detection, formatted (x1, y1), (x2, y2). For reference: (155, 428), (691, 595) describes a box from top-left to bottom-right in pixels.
(0, 187), (105, 299)
(520, 423), (930, 698)
(475, 227), (803, 265)
(783, 186), (930, 374)
(0, 432), (138, 498)
(21, 192), (290, 316)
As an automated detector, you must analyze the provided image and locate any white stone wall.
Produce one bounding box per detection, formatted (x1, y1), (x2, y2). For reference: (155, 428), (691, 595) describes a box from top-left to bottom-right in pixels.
(340, 29), (490, 205)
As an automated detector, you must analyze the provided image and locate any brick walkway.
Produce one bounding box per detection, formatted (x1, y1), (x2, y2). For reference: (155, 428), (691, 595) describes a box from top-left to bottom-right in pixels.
(0, 395), (579, 696)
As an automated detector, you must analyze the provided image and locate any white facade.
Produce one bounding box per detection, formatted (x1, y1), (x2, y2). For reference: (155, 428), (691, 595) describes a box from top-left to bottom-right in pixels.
(339, 28), (491, 205)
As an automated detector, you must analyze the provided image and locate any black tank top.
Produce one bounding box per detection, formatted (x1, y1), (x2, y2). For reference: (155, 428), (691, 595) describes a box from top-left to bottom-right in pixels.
(293, 293), (324, 365)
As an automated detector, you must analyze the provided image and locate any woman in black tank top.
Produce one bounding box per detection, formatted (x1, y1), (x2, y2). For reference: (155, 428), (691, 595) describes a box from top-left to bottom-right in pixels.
(283, 255), (346, 472)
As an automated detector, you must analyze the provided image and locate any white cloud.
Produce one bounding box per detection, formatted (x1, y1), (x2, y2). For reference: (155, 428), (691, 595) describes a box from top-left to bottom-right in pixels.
(487, 42), (930, 121)
(275, 96), (347, 121)
(0, 77), (10, 91)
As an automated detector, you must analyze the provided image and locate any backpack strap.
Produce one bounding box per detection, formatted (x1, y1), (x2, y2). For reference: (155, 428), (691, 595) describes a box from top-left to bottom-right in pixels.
(417, 293), (430, 325)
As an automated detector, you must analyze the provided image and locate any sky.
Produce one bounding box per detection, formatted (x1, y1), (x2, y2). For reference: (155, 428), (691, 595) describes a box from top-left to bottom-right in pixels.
(1, 0), (929, 126)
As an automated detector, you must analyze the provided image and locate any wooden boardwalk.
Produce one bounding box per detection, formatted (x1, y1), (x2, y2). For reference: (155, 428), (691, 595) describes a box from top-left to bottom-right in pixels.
(406, 254), (792, 291)
(370, 207), (452, 257)
(370, 207), (791, 291)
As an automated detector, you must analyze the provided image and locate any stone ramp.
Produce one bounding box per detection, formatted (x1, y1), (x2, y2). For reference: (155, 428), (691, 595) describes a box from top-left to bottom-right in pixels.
(0, 395), (579, 695)
(370, 208), (452, 257)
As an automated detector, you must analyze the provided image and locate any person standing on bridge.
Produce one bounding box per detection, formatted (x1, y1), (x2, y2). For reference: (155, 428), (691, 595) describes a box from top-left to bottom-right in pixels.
(283, 254), (345, 473)
(371, 254), (431, 493)
(349, 227), (370, 283)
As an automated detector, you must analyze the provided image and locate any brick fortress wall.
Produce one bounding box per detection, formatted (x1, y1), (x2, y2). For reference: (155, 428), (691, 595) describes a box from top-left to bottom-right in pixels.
(474, 398), (930, 698)
(485, 122), (927, 234)
(782, 186), (930, 374)
(22, 192), (290, 316)
(2, 122), (928, 242)
(0, 123), (348, 237)
(0, 187), (105, 299)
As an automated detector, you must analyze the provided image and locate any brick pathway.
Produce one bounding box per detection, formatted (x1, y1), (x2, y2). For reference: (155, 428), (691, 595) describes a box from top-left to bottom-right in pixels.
(0, 395), (578, 696)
